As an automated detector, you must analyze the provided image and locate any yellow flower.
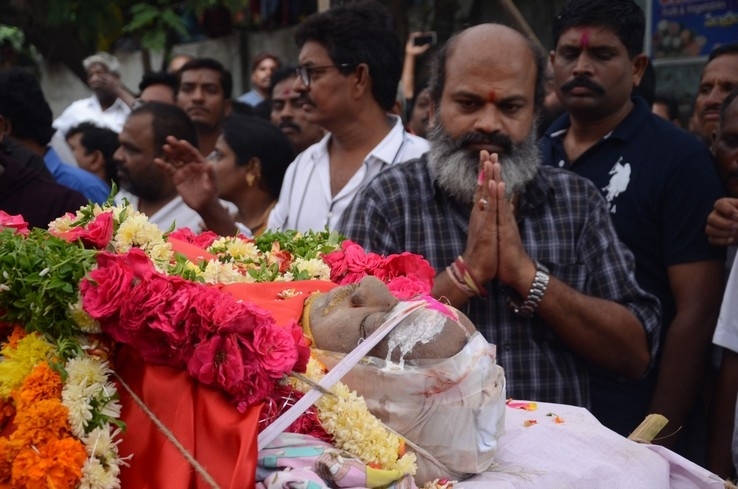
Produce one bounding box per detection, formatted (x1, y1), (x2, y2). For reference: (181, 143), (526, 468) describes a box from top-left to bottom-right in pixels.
(70, 298), (101, 334)
(0, 334), (55, 399)
(113, 214), (164, 251)
(293, 257), (331, 280)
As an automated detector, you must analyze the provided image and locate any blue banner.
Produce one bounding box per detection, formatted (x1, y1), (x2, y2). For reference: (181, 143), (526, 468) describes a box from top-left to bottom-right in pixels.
(651, 0), (738, 59)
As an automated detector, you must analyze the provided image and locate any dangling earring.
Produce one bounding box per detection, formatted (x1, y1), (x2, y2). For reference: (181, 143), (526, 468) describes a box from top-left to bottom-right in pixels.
(246, 173), (256, 187)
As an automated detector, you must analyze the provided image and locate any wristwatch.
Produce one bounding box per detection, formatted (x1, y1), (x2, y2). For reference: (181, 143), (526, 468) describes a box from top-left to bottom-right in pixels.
(507, 261), (550, 317)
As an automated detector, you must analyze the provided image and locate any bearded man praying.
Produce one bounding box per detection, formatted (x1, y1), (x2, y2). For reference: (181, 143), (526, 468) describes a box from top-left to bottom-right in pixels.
(338, 23), (661, 408)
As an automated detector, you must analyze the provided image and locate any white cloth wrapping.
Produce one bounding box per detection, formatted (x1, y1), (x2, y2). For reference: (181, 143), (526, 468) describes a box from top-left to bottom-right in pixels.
(313, 332), (506, 485)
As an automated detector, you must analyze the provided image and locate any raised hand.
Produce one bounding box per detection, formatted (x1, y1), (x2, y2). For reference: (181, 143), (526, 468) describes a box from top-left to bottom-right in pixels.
(462, 151), (500, 283)
(155, 136), (220, 213)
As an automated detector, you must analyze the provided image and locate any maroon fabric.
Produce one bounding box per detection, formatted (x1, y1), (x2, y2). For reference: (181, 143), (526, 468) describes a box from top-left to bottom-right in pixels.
(0, 150), (86, 229)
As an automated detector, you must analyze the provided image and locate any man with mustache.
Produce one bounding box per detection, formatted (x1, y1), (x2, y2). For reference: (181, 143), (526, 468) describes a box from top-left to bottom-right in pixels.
(269, 66), (325, 154)
(176, 58), (233, 157)
(692, 42), (738, 144)
(114, 102), (240, 236)
(540, 0), (725, 461)
(339, 23), (660, 407)
(265, 0), (428, 233)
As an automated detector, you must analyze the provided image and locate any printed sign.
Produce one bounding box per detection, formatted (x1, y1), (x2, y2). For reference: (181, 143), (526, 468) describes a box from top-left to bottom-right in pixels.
(651, 0), (738, 59)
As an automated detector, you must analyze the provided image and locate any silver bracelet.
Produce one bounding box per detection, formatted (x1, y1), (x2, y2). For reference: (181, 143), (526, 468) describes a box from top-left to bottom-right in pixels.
(507, 261), (550, 317)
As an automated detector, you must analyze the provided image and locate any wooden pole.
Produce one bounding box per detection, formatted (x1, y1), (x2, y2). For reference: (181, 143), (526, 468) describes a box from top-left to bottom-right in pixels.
(495, 0), (546, 54)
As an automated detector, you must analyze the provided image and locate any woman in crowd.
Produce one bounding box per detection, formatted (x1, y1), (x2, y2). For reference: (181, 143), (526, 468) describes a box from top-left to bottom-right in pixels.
(209, 114), (295, 235)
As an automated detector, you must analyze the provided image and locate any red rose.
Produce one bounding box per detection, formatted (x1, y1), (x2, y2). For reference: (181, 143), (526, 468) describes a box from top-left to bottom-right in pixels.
(80, 211), (114, 249)
(187, 334), (246, 390)
(169, 228), (220, 249)
(0, 211), (29, 236)
(233, 361), (273, 412)
(376, 252), (435, 286)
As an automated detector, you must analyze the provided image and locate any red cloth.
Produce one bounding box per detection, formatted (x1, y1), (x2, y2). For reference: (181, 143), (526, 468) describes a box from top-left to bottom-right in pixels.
(116, 346), (261, 489)
(116, 279), (338, 488)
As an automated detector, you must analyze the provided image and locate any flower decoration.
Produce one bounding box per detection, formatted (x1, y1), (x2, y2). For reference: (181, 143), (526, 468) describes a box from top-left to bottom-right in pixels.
(0, 199), (446, 488)
(0, 329), (122, 489)
(323, 240), (435, 300)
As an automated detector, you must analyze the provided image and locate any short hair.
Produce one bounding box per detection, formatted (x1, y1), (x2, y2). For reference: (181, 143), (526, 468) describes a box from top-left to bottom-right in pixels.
(128, 102), (198, 155)
(177, 57), (233, 99)
(221, 114), (295, 199)
(0, 68), (55, 146)
(269, 66), (298, 97)
(251, 52), (280, 72)
(83, 52), (121, 75)
(139, 70), (179, 94)
(429, 28), (546, 115)
(719, 87), (738, 129)
(654, 93), (680, 122)
(66, 122), (120, 184)
(553, 0), (645, 58)
(294, 0), (403, 111)
(707, 41), (738, 63)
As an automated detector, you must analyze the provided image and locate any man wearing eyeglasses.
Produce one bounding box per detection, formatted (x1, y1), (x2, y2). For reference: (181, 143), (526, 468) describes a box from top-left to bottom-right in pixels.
(266, 0), (428, 233)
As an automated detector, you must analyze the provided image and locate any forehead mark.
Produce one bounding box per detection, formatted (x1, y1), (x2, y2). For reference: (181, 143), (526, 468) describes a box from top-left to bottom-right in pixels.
(487, 91), (497, 103)
(579, 29), (590, 48)
(282, 88), (291, 96)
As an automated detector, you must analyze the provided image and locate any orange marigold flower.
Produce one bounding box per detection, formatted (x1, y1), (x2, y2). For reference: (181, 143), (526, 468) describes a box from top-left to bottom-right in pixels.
(12, 399), (71, 447)
(11, 437), (86, 489)
(2, 328), (24, 350)
(15, 363), (62, 410)
(0, 437), (22, 483)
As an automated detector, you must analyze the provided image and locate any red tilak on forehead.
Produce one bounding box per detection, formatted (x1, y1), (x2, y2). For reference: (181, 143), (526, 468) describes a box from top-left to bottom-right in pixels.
(580, 29), (590, 48)
(282, 88), (291, 96)
(487, 91), (497, 103)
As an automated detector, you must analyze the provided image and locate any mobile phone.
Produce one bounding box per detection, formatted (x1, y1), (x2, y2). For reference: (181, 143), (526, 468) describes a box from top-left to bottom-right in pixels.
(413, 32), (437, 47)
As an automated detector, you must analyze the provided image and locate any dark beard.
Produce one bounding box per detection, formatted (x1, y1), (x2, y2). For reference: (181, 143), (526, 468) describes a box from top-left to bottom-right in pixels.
(426, 121), (541, 206)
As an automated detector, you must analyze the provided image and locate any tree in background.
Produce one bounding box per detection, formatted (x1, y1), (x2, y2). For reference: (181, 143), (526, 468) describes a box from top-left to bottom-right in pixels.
(0, 0), (248, 82)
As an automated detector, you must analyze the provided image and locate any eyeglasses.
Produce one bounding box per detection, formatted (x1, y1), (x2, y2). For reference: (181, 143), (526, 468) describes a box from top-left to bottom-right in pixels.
(295, 63), (353, 87)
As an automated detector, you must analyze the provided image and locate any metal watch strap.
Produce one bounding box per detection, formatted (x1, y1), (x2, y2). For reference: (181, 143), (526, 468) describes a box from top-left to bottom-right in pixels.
(507, 261), (550, 317)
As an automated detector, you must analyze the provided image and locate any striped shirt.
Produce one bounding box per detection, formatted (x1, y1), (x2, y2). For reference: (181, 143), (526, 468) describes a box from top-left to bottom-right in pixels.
(339, 156), (661, 407)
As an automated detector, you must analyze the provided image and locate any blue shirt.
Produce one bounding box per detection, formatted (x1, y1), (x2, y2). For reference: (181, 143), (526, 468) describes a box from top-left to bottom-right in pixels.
(238, 89), (264, 107)
(44, 147), (110, 204)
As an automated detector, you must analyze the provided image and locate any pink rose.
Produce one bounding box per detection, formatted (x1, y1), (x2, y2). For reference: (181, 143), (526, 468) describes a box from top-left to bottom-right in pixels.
(0, 211), (29, 236)
(252, 321), (298, 379)
(386, 275), (431, 300)
(119, 275), (173, 334)
(80, 254), (136, 320)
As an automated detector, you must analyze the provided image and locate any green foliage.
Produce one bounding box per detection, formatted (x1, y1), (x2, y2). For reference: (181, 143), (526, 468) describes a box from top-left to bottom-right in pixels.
(253, 229), (345, 259)
(0, 228), (97, 339)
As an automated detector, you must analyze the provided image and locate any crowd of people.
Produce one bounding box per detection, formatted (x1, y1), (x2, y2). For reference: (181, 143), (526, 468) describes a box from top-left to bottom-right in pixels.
(2, 0), (738, 482)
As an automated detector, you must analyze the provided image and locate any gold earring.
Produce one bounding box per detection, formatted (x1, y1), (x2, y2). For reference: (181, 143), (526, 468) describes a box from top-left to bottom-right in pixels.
(246, 173), (256, 186)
